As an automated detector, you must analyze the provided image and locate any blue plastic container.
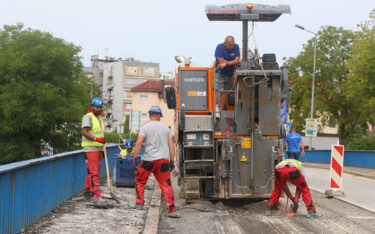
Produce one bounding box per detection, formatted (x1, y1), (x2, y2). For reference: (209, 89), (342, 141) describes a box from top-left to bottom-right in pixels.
(113, 155), (141, 187)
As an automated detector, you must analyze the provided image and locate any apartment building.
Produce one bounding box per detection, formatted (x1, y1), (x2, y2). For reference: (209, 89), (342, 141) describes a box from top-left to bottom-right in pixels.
(85, 56), (162, 132)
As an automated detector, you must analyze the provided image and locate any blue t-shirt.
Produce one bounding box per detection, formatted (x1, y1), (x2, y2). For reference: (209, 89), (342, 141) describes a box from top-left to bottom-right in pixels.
(285, 132), (303, 152)
(215, 43), (240, 75)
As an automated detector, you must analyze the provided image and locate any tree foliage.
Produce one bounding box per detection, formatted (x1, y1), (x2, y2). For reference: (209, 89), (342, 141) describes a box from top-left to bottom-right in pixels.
(0, 23), (96, 164)
(346, 135), (375, 150)
(346, 10), (375, 129)
(284, 26), (363, 144)
(104, 132), (138, 144)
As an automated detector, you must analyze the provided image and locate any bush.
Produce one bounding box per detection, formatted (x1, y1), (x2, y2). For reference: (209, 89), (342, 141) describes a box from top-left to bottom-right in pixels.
(104, 132), (138, 143)
(346, 135), (375, 150)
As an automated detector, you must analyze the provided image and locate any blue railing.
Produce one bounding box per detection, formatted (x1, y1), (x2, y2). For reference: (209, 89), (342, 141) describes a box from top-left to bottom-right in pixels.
(287, 150), (375, 169)
(0, 144), (120, 234)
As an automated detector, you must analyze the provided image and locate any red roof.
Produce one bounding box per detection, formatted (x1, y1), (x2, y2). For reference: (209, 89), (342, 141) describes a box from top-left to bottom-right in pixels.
(131, 80), (175, 92)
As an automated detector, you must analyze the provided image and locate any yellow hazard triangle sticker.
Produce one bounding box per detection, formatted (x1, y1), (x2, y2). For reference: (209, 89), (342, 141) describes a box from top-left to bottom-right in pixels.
(240, 153), (248, 162)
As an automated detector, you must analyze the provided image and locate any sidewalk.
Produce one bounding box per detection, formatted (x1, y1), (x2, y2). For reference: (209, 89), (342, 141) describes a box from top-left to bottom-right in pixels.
(303, 162), (375, 214)
(303, 162), (375, 180)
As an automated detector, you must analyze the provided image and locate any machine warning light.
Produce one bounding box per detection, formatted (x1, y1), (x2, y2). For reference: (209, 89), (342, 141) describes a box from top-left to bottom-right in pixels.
(246, 3), (254, 9)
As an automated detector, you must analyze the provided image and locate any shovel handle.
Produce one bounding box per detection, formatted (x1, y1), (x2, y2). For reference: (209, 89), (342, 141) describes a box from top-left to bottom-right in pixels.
(103, 144), (111, 189)
(98, 118), (111, 190)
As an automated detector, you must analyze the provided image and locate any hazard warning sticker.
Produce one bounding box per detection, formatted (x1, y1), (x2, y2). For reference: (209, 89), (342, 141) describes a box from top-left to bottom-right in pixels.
(241, 138), (251, 149)
(240, 153), (249, 162)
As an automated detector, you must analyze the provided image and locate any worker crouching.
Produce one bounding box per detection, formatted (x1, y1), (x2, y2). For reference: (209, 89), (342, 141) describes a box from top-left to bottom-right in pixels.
(132, 105), (180, 218)
(266, 159), (318, 218)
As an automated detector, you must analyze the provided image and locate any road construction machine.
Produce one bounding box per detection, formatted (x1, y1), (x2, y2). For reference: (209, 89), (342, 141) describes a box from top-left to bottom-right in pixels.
(165, 3), (291, 202)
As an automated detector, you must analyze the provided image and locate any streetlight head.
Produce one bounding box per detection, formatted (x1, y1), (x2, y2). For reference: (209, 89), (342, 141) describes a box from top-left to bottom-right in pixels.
(295, 24), (305, 30)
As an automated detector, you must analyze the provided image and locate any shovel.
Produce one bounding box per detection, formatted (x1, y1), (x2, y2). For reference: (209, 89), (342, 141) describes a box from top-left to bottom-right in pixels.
(99, 120), (121, 204)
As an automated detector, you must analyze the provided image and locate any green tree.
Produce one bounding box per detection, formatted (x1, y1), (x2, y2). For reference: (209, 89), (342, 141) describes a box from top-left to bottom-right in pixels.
(346, 135), (375, 150)
(346, 10), (375, 130)
(123, 119), (130, 133)
(285, 26), (359, 144)
(0, 23), (94, 164)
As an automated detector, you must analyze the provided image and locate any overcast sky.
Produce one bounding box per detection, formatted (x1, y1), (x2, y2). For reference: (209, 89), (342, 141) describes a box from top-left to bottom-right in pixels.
(1, 0), (374, 73)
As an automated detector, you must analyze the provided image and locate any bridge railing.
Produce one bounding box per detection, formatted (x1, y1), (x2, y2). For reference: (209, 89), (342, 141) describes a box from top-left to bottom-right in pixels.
(295, 150), (375, 169)
(0, 144), (120, 234)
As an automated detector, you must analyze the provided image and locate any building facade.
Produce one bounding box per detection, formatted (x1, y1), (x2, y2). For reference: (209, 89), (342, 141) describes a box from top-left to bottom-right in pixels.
(131, 80), (175, 134)
(85, 56), (166, 132)
(101, 58), (160, 132)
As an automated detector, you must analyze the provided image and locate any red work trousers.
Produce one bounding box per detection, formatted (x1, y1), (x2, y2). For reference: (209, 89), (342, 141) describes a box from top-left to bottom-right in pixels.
(135, 159), (176, 212)
(268, 166), (316, 211)
(85, 151), (102, 197)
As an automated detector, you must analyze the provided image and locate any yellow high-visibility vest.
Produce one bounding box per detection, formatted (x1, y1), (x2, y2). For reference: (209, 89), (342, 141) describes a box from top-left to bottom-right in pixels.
(120, 148), (134, 155)
(276, 159), (302, 170)
(81, 112), (104, 147)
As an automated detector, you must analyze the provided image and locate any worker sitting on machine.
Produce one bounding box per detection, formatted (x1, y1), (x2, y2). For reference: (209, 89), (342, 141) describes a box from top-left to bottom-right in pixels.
(121, 139), (135, 158)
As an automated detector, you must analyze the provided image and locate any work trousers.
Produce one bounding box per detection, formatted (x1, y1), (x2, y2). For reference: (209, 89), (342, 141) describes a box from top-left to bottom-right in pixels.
(268, 166), (316, 211)
(135, 159), (176, 212)
(287, 151), (300, 160)
(85, 151), (102, 197)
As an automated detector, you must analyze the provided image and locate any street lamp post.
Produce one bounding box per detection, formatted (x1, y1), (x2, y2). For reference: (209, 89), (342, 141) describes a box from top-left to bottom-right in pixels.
(295, 24), (317, 149)
(87, 82), (94, 99)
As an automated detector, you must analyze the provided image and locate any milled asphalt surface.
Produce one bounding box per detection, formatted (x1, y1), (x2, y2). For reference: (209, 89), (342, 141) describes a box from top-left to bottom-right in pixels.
(159, 171), (375, 234)
(21, 175), (158, 234)
(20, 162), (375, 234)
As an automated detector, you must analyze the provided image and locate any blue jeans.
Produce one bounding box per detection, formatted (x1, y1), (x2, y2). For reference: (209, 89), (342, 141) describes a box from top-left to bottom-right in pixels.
(287, 152), (300, 160)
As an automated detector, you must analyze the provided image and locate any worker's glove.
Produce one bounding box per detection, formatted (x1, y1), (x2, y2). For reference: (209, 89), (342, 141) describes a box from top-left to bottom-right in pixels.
(95, 137), (105, 144)
(291, 202), (299, 213)
(169, 161), (175, 172)
(132, 157), (138, 170)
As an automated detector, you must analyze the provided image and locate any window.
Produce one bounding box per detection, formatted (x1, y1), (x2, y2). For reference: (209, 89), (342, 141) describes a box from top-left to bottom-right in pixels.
(142, 113), (148, 121)
(328, 116), (336, 128)
(140, 95), (148, 104)
(126, 92), (133, 98)
(144, 67), (155, 74)
(127, 79), (137, 85)
(126, 104), (132, 110)
(127, 66), (138, 73)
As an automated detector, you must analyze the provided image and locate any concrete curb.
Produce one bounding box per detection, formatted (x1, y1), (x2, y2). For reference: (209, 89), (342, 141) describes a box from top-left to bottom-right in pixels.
(309, 186), (375, 214)
(143, 180), (162, 234)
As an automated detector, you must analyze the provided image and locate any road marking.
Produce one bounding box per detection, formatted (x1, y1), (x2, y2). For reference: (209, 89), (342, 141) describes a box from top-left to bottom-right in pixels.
(348, 216), (375, 219)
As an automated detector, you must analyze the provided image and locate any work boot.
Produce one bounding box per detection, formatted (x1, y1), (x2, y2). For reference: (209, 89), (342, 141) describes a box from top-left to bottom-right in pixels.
(266, 204), (278, 216)
(83, 191), (93, 201)
(91, 197), (111, 208)
(291, 202), (298, 213)
(265, 207), (272, 216)
(134, 203), (144, 210)
(168, 212), (181, 218)
(307, 209), (318, 218)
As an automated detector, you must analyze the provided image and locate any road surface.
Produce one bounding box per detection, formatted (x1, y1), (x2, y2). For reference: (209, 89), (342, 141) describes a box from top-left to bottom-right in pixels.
(159, 170), (375, 234)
